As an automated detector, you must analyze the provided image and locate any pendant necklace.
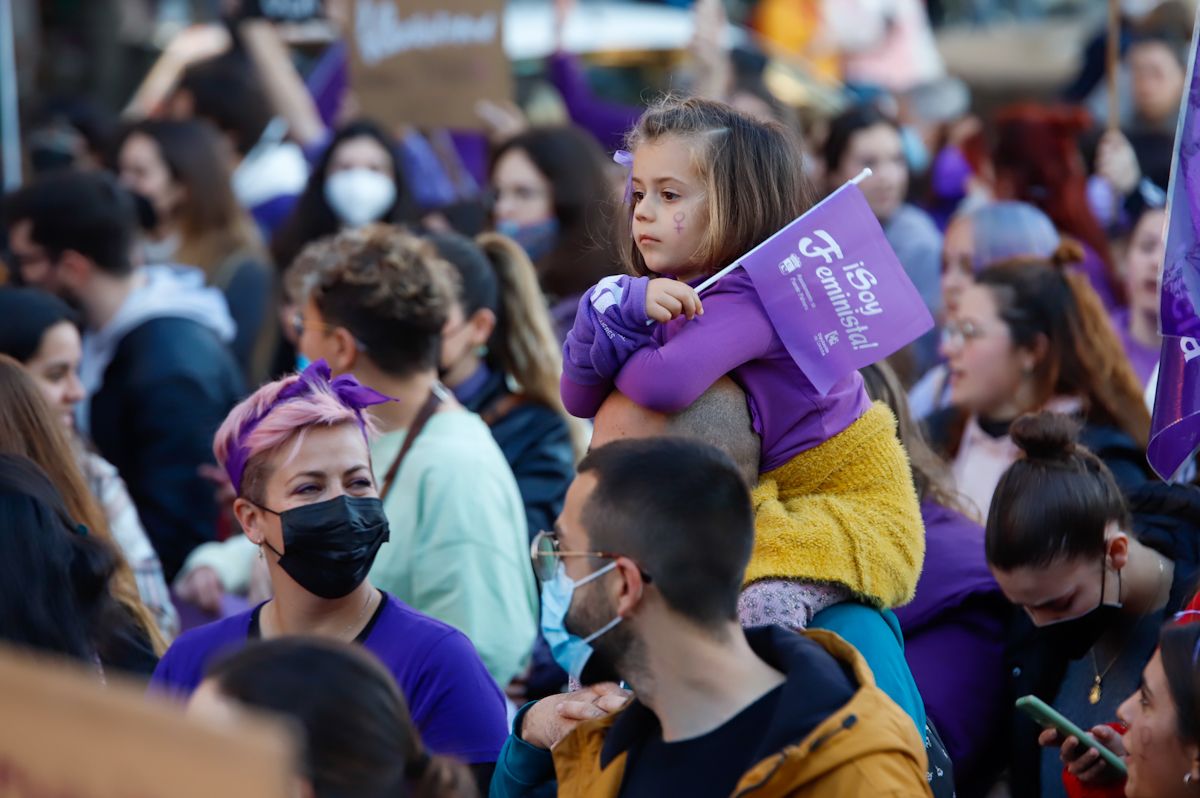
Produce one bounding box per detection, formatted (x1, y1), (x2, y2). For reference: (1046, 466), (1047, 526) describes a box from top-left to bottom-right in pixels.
(1089, 557), (1168, 704)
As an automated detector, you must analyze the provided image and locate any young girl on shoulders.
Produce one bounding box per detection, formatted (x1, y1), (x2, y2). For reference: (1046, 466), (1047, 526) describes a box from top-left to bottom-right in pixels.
(563, 97), (925, 626)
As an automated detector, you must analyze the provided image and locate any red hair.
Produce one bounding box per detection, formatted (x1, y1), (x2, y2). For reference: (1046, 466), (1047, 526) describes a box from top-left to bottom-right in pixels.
(990, 104), (1123, 304)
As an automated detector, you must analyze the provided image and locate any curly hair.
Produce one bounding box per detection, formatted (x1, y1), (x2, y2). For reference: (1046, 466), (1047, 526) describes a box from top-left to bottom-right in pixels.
(293, 225), (459, 377)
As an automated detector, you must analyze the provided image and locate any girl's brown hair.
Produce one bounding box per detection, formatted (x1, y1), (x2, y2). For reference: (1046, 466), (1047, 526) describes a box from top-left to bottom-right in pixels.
(119, 119), (265, 287)
(623, 96), (816, 278)
(986, 411), (1127, 570)
(475, 232), (588, 457)
(942, 253), (1150, 458)
(490, 126), (619, 299)
(0, 356), (165, 653)
(975, 258), (1150, 449)
(859, 360), (975, 520)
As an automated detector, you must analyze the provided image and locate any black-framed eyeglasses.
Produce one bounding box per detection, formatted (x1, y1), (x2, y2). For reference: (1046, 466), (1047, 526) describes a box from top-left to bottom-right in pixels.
(530, 529), (652, 584)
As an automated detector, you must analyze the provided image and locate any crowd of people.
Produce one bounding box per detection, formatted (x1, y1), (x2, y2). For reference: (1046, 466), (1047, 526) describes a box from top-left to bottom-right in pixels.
(4, 0), (1200, 796)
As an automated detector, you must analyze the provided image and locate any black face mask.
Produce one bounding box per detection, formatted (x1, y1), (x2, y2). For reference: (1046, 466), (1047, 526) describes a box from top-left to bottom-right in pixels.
(258, 496), (390, 599)
(1040, 559), (1123, 661)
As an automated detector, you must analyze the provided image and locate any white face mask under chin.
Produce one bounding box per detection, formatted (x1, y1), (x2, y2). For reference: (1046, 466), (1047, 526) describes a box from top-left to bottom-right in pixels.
(323, 168), (397, 228)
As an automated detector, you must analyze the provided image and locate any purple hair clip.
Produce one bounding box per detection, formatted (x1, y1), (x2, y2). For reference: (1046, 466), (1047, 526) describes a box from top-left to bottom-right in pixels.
(223, 359), (394, 495)
(613, 150), (634, 205)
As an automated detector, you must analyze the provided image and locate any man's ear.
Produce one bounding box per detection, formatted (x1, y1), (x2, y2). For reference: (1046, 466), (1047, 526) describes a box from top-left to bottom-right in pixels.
(613, 557), (648, 619)
(57, 250), (93, 289)
(328, 327), (359, 375)
(468, 308), (497, 348)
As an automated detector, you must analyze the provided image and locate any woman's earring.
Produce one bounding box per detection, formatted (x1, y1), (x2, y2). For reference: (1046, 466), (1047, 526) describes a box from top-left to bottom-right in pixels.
(1185, 773), (1194, 785)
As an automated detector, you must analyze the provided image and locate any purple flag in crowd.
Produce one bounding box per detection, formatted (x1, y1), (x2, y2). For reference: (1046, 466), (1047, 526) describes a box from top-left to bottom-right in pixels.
(1151, 15), (1200, 480)
(1150, 337), (1200, 480)
(727, 181), (934, 395)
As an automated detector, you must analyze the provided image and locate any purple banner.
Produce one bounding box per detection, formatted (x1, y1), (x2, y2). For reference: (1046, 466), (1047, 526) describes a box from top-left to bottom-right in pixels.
(737, 182), (934, 395)
(1150, 10), (1200, 480)
(1149, 336), (1200, 480)
(1161, 11), (1200, 338)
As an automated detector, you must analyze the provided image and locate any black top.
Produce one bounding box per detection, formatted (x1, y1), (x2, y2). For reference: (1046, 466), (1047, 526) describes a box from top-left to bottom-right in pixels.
(90, 316), (244, 580)
(600, 626), (856, 797)
(618, 685), (785, 798)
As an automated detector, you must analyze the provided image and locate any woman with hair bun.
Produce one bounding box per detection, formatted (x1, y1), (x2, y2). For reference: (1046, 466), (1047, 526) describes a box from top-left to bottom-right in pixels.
(928, 255), (1152, 521)
(985, 411), (1198, 798)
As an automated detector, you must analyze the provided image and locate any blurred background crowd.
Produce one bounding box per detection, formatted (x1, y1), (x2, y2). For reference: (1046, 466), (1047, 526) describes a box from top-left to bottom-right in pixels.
(3, 1), (1200, 797)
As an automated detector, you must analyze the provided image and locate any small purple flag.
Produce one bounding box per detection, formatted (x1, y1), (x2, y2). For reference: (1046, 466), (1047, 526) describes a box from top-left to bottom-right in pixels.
(1149, 12), (1200, 480)
(707, 181), (933, 395)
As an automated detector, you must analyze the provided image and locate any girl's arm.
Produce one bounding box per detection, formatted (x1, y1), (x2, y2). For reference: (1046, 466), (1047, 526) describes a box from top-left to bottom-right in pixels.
(614, 284), (774, 413)
(560, 276), (654, 418)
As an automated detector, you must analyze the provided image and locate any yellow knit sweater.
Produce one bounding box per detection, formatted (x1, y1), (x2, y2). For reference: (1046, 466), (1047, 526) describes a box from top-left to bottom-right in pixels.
(746, 402), (926, 608)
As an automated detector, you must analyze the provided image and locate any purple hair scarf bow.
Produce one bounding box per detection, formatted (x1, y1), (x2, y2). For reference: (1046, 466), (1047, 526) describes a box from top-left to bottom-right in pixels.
(614, 149), (633, 204)
(223, 360), (394, 495)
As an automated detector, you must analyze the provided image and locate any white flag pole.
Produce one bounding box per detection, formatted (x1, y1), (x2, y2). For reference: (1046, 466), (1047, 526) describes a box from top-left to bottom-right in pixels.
(694, 168), (873, 295)
(0, 0), (20, 191)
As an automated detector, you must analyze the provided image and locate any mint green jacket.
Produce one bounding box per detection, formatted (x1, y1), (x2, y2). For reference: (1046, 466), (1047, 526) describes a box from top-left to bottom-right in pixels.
(369, 410), (538, 686)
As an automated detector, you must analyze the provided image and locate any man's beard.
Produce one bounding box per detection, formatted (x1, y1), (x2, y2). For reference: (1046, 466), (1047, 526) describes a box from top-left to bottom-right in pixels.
(567, 589), (635, 686)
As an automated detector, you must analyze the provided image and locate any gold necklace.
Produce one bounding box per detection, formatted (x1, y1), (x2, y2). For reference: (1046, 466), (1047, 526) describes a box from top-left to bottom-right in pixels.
(1088, 558), (1169, 705)
(1089, 648), (1120, 705)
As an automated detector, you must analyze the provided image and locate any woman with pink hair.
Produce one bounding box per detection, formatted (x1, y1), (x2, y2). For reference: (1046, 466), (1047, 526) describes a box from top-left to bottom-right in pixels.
(149, 361), (507, 785)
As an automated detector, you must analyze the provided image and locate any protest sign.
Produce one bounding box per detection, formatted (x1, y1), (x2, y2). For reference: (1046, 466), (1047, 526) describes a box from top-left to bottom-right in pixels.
(0, 644), (295, 798)
(347, 0), (512, 131)
(699, 177), (934, 395)
(1150, 6), (1200, 479)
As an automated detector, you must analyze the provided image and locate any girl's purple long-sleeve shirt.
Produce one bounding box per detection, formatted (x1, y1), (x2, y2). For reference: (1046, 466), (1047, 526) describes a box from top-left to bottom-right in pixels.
(562, 271), (871, 472)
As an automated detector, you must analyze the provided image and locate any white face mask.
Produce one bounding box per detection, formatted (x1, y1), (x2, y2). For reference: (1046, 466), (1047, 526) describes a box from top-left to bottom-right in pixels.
(1121, 0), (1162, 17)
(323, 168), (397, 228)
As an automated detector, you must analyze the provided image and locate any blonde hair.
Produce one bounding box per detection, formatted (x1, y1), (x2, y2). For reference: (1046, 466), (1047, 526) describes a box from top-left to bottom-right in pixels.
(623, 96), (815, 278)
(476, 233), (588, 458)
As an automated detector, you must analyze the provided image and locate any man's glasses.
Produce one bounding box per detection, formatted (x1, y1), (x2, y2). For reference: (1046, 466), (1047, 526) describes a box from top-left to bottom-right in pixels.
(529, 529), (652, 585)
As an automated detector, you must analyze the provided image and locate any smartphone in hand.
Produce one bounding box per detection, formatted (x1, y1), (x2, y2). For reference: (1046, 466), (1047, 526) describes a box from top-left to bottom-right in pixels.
(1016, 695), (1128, 776)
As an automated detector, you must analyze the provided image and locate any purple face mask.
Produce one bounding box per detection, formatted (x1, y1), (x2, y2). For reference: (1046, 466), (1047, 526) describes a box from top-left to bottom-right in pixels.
(223, 360), (394, 495)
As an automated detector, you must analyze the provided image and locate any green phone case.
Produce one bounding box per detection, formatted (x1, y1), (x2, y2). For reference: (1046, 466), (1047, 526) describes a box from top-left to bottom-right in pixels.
(1015, 695), (1128, 776)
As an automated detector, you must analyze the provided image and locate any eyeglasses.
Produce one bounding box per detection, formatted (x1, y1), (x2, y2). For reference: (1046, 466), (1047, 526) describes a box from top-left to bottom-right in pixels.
(529, 529), (652, 584)
(940, 320), (990, 348)
(291, 311), (369, 352)
(292, 310), (335, 340)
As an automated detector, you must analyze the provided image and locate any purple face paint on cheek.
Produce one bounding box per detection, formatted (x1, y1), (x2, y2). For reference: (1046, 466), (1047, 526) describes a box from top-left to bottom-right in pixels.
(674, 212), (685, 234)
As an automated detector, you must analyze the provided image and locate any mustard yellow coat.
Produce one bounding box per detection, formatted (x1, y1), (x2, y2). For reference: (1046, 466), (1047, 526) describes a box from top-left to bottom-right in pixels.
(747, 402), (926, 609)
(552, 629), (933, 798)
